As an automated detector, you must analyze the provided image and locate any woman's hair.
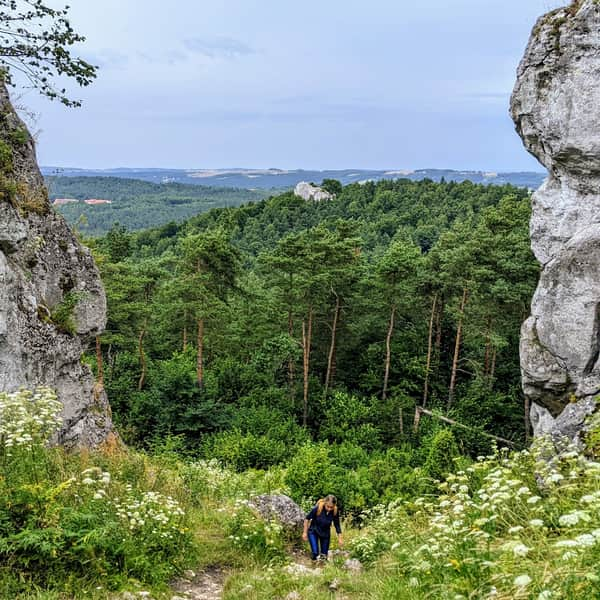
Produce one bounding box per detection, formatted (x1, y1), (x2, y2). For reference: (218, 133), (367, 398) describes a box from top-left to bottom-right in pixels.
(316, 494), (338, 516)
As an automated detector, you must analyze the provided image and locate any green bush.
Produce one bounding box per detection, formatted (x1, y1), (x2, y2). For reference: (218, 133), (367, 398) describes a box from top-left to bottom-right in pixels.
(329, 465), (378, 515)
(367, 447), (424, 502)
(184, 459), (288, 503)
(0, 389), (196, 593)
(317, 391), (384, 451)
(285, 442), (333, 504)
(423, 429), (460, 481)
(224, 503), (286, 563)
(230, 403), (309, 448)
(49, 291), (84, 335)
(202, 429), (289, 471)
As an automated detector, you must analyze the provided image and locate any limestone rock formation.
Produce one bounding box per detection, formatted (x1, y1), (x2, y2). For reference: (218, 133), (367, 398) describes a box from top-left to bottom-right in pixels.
(511, 0), (600, 444)
(294, 182), (333, 202)
(248, 494), (305, 529)
(0, 83), (114, 448)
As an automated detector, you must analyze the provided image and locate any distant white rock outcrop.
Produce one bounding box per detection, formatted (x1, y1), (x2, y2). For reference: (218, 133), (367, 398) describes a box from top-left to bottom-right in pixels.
(294, 182), (333, 202)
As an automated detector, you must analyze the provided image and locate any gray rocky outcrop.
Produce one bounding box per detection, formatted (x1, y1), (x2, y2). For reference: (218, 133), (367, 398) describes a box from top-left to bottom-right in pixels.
(0, 83), (114, 448)
(294, 182), (333, 202)
(248, 494), (305, 528)
(511, 0), (600, 445)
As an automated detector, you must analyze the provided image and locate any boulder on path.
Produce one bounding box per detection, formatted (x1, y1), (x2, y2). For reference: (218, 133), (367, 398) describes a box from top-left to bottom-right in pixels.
(248, 494), (305, 529)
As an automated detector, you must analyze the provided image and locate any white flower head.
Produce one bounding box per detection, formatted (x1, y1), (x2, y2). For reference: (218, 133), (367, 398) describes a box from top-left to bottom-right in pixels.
(529, 519), (544, 528)
(514, 574), (532, 587)
(513, 543), (530, 557)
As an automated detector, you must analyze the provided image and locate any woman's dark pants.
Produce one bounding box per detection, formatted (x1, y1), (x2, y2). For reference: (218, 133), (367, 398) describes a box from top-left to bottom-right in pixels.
(308, 530), (330, 559)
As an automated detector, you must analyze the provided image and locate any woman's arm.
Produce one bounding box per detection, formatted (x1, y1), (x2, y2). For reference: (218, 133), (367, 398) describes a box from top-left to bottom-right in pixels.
(302, 518), (311, 541)
(333, 513), (343, 547)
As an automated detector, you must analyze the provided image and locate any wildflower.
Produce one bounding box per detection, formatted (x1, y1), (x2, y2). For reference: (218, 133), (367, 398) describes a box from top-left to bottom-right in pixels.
(513, 543), (530, 557)
(527, 496), (541, 504)
(537, 592), (553, 600)
(508, 526), (524, 534)
(562, 551), (578, 560)
(554, 540), (578, 548)
(574, 533), (596, 547)
(514, 574), (532, 587)
(529, 519), (544, 528)
(558, 511), (590, 527)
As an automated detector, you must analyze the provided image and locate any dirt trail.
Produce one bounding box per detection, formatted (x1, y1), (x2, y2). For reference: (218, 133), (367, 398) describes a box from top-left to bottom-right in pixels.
(171, 568), (225, 600)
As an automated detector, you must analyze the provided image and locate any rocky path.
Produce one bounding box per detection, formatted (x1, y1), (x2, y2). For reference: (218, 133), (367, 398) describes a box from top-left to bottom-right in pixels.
(171, 568), (225, 600)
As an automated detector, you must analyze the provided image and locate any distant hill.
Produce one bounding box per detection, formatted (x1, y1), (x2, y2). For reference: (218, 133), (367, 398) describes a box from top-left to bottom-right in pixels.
(42, 166), (547, 191)
(46, 176), (269, 237)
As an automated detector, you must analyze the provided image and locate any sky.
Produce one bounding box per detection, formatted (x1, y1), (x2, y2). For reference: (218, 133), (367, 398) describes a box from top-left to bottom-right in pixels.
(17, 0), (567, 171)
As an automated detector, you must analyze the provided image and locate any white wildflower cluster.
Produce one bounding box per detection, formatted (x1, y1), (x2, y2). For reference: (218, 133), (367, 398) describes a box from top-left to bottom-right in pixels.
(77, 466), (112, 500)
(113, 486), (185, 539)
(186, 459), (232, 495)
(73, 467), (186, 541)
(350, 435), (600, 595)
(532, 436), (588, 485)
(226, 498), (284, 552)
(186, 459), (289, 502)
(0, 387), (62, 452)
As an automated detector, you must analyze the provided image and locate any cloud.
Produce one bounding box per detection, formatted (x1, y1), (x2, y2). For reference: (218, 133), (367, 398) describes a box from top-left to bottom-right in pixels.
(83, 50), (129, 70)
(183, 36), (255, 59)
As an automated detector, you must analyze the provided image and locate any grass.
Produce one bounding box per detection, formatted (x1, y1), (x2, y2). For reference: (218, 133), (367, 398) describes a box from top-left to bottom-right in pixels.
(4, 389), (600, 598)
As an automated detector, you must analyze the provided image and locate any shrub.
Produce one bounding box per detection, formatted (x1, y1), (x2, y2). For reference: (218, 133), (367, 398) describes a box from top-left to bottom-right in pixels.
(202, 429), (289, 471)
(317, 391), (384, 451)
(423, 429), (460, 481)
(184, 459), (288, 503)
(285, 442), (333, 505)
(49, 291), (84, 335)
(0, 388), (196, 592)
(224, 501), (286, 563)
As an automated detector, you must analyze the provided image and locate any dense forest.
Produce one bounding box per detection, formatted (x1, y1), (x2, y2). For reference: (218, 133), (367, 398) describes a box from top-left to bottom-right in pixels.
(86, 177), (538, 513)
(47, 176), (268, 236)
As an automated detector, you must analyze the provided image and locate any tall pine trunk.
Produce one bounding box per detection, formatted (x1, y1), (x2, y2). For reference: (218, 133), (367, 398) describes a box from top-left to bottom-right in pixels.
(490, 347), (497, 381)
(448, 288), (468, 409)
(434, 296), (444, 366)
(137, 320), (147, 391)
(197, 317), (205, 389)
(423, 293), (438, 407)
(383, 304), (397, 401)
(483, 314), (493, 378)
(288, 310), (295, 394)
(302, 307), (313, 427)
(324, 294), (341, 397)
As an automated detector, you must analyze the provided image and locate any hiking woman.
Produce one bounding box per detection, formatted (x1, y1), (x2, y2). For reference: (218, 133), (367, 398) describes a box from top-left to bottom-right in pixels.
(302, 494), (343, 561)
